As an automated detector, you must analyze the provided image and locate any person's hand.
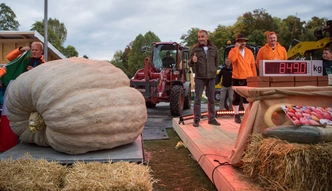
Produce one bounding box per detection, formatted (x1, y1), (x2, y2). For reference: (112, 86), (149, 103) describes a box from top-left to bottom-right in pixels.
(235, 42), (241, 48)
(192, 53), (197, 63)
(27, 66), (34, 71)
(20, 46), (30, 52)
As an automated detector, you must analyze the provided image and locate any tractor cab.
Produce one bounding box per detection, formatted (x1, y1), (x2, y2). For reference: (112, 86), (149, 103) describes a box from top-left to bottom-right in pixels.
(149, 42), (188, 72)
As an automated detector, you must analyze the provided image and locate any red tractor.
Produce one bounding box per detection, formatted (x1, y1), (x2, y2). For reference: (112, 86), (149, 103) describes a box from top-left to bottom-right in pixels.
(130, 42), (192, 116)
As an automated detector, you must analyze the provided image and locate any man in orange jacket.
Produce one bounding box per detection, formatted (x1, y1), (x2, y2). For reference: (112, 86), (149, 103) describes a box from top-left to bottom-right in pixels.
(256, 31), (287, 72)
(228, 34), (257, 123)
(6, 42), (45, 71)
(0, 65), (6, 77)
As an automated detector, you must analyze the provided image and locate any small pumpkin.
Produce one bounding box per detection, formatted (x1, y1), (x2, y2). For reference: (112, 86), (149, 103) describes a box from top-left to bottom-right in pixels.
(6, 57), (147, 154)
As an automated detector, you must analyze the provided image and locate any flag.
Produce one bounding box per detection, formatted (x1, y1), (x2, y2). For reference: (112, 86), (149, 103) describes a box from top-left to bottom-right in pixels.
(0, 51), (30, 152)
(1, 51), (31, 93)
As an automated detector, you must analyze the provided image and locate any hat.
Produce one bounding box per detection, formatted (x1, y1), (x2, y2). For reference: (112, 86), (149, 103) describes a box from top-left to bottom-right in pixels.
(235, 34), (248, 42)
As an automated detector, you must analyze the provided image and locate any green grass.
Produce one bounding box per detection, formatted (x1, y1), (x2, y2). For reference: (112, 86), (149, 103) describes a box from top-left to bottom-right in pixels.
(144, 128), (218, 191)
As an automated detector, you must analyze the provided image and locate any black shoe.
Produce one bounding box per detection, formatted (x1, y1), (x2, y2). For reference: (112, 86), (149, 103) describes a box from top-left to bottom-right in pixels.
(193, 119), (200, 127)
(208, 119), (220, 126)
(235, 114), (241, 124)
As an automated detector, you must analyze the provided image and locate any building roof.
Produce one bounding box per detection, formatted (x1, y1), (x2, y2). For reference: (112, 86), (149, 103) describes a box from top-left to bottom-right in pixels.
(0, 30), (66, 59)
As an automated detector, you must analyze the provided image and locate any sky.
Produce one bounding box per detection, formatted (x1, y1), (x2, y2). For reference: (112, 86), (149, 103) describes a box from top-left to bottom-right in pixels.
(1, 0), (331, 61)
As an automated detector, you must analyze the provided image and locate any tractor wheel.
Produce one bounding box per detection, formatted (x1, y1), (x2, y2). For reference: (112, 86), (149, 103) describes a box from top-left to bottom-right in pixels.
(183, 91), (191, 110)
(146, 102), (156, 108)
(170, 85), (184, 116)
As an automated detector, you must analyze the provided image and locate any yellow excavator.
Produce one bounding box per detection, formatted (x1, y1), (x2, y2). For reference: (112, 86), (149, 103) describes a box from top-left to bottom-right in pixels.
(287, 20), (332, 60)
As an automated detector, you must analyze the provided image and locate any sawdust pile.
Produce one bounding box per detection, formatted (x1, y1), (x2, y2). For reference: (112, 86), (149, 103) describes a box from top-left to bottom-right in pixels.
(242, 134), (332, 191)
(0, 154), (156, 191)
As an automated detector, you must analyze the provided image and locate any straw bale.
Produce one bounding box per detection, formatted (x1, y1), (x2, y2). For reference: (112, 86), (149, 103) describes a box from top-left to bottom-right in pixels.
(242, 134), (332, 191)
(62, 161), (156, 191)
(0, 153), (67, 191)
(0, 154), (156, 190)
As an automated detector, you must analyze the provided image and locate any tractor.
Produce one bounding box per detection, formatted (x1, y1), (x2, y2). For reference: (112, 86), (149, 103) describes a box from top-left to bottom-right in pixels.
(130, 42), (192, 116)
(287, 20), (332, 60)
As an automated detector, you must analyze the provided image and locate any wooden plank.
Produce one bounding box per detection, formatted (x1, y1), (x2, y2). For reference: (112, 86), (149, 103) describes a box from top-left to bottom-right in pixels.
(173, 117), (262, 191)
(295, 81), (317, 86)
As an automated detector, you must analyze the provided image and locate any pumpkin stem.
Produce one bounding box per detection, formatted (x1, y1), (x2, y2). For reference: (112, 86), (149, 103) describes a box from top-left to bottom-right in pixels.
(29, 112), (46, 133)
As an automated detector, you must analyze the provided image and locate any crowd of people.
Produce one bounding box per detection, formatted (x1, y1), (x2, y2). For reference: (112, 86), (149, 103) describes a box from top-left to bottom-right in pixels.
(189, 29), (331, 126)
(2, 32), (331, 128)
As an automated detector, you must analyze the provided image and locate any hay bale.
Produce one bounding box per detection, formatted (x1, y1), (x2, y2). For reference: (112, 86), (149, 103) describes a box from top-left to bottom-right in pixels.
(0, 153), (67, 191)
(62, 161), (156, 191)
(242, 134), (332, 191)
(0, 154), (156, 190)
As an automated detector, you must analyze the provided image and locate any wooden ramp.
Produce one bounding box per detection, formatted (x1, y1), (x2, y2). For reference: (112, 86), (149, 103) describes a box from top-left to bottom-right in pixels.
(173, 115), (261, 191)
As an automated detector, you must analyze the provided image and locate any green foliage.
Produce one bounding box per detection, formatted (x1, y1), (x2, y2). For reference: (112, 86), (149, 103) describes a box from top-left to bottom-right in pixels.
(210, 25), (233, 48)
(278, 15), (306, 49)
(127, 31), (160, 78)
(63, 45), (78, 58)
(111, 48), (131, 78)
(209, 25), (234, 64)
(47, 18), (67, 44)
(31, 18), (68, 54)
(180, 27), (200, 48)
(247, 30), (265, 46)
(0, 3), (19, 30)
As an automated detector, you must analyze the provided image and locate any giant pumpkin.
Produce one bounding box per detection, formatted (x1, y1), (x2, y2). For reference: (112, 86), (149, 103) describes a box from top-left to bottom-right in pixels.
(5, 57), (147, 154)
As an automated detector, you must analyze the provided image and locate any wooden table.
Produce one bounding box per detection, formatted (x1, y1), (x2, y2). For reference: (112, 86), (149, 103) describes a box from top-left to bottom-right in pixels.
(228, 86), (332, 165)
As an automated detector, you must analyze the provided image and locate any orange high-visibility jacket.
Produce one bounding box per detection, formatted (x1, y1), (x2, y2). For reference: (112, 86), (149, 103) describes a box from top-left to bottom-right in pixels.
(256, 43), (287, 69)
(0, 67), (5, 77)
(228, 46), (257, 79)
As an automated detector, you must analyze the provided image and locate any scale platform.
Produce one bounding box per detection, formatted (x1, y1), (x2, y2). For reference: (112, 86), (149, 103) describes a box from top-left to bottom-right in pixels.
(0, 135), (144, 164)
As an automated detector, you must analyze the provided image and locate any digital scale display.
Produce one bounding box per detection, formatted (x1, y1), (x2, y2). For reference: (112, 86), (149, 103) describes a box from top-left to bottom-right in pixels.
(260, 60), (323, 76)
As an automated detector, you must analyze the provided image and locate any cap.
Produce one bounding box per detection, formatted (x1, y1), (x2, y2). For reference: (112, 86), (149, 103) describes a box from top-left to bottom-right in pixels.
(235, 34), (248, 42)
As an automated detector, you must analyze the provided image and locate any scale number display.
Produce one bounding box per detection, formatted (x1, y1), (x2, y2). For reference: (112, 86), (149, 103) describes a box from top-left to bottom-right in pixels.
(265, 62), (308, 74)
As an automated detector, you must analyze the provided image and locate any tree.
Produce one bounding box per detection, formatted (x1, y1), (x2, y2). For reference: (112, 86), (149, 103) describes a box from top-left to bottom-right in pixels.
(111, 50), (129, 77)
(232, 9), (279, 45)
(180, 27), (200, 47)
(31, 18), (67, 52)
(110, 43), (131, 78)
(127, 31), (160, 77)
(0, 3), (19, 30)
(302, 16), (328, 41)
(278, 15), (305, 49)
(48, 18), (67, 44)
(209, 25), (234, 63)
(210, 25), (233, 49)
(247, 30), (265, 46)
(31, 18), (81, 58)
(63, 45), (78, 58)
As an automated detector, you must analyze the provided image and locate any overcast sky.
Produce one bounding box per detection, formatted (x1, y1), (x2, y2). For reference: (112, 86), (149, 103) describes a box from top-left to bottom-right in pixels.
(2, 0), (331, 61)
